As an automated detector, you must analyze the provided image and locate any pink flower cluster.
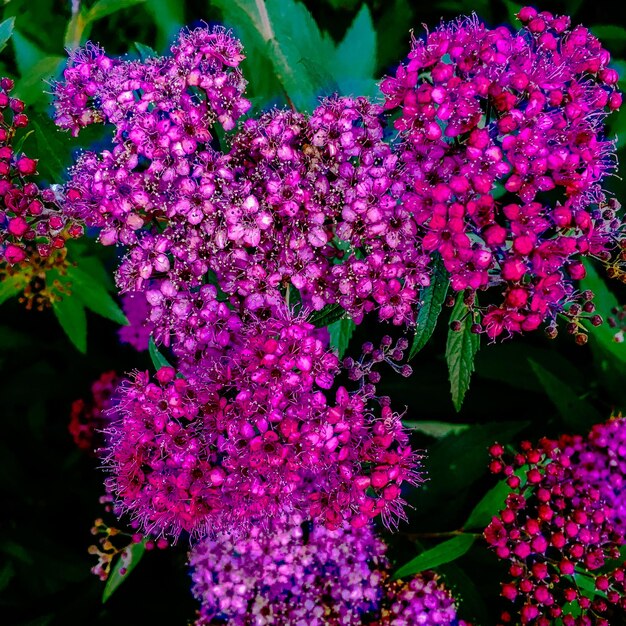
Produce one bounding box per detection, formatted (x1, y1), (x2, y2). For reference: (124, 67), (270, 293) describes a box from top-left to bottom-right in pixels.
(0, 79), (83, 265)
(190, 516), (466, 626)
(104, 315), (421, 540)
(485, 416), (626, 625)
(382, 8), (622, 338)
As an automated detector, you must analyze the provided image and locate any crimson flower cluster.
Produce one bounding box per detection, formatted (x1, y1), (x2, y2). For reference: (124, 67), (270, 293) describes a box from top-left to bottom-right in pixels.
(190, 516), (466, 626)
(104, 315), (421, 539)
(69, 370), (120, 452)
(485, 416), (626, 625)
(0, 78), (83, 266)
(383, 8), (622, 339)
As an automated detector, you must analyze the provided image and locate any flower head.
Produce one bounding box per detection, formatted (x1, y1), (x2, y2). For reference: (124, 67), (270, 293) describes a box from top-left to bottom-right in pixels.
(383, 8), (622, 339)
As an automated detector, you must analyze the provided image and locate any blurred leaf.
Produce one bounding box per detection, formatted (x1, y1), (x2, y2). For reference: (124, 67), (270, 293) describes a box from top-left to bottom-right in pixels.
(445, 295), (479, 411)
(476, 343), (585, 393)
(66, 265), (128, 326)
(0, 540), (34, 565)
(503, 0), (522, 24)
(528, 359), (602, 432)
(87, 0), (147, 22)
(12, 31), (46, 77)
(149, 337), (172, 370)
(403, 420), (470, 438)
(309, 303), (345, 327)
(333, 5), (377, 97)
(52, 295), (87, 353)
(0, 274), (24, 306)
(438, 562), (489, 625)
(211, 0), (283, 104)
(77, 255), (115, 291)
(213, 0), (336, 110)
(13, 56), (64, 105)
(415, 420), (529, 501)
(464, 468), (525, 531)
(143, 0), (184, 47)
(328, 317), (355, 359)
(376, 0), (412, 69)
(0, 324), (33, 350)
(0, 560), (15, 592)
(64, 7), (90, 49)
(581, 260), (626, 365)
(591, 25), (626, 48)
(0, 17), (16, 54)
(394, 534), (476, 579)
(409, 257), (448, 359)
(102, 539), (146, 603)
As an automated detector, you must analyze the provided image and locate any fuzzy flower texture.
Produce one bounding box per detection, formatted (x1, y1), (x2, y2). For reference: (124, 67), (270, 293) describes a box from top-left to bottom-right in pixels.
(485, 416), (626, 625)
(383, 7), (623, 339)
(46, 7), (626, 626)
(190, 516), (468, 626)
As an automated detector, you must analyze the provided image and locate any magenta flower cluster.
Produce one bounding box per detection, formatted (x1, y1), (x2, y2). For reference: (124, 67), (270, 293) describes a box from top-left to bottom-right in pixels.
(52, 25), (423, 541)
(0, 79), (83, 265)
(189, 516), (466, 626)
(382, 7), (622, 338)
(104, 314), (421, 539)
(45, 7), (625, 624)
(485, 416), (626, 625)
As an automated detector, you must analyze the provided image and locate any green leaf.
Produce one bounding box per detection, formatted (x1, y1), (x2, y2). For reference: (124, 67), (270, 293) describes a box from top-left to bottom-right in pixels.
(265, 0), (337, 110)
(410, 420), (529, 514)
(528, 359), (602, 432)
(13, 56), (64, 105)
(502, 0), (523, 24)
(211, 0), (283, 104)
(476, 343), (585, 393)
(376, 0), (412, 69)
(334, 5), (376, 97)
(309, 303), (346, 328)
(402, 420), (470, 438)
(143, 0), (184, 47)
(394, 534), (476, 579)
(11, 31), (46, 77)
(87, 0), (147, 22)
(0, 274), (24, 306)
(464, 468), (525, 531)
(328, 317), (355, 359)
(30, 115), (70, 183)
(65, 265), (128, 326)
(580, 260), (626, 365)
(213, 0), (336, 110)
(148, 337), (172, 370)
(64, 7), (90, 49)
(409, 257), (449, 359)
(445, 295), (479, 411)
(52, 296), (87, 353)
(134, 42), (157, 60)
(102, 539), (146, 603)
(0, 17), (16, 54)
(591, 25), (626, 40)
